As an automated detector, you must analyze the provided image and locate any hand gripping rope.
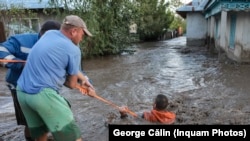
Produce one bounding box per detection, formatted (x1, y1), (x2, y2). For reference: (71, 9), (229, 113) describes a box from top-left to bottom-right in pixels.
(76, 85), (138, 118)
(0, 59), (138, 118)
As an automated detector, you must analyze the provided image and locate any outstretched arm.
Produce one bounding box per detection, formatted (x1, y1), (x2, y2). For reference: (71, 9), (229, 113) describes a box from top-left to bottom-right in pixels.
(0, 37), (25, 70)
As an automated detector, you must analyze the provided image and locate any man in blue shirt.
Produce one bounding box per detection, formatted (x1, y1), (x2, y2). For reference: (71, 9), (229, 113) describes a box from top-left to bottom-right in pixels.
(0, 20), (61, 141)
(17, 15), (95, 141)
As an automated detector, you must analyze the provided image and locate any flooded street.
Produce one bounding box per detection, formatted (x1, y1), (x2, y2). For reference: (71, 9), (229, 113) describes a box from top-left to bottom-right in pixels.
(1, 36), (250, 141)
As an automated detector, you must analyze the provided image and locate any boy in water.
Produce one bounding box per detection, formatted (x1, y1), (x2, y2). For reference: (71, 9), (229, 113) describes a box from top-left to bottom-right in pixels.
(119, 94), (176, 124)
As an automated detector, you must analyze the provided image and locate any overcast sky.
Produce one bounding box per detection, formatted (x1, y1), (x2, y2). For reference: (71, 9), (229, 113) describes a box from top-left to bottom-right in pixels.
(182, 0), (192, 4)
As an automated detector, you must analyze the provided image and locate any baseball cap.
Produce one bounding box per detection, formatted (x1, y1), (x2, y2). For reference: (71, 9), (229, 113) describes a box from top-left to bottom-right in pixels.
(63, 15), (93, 37)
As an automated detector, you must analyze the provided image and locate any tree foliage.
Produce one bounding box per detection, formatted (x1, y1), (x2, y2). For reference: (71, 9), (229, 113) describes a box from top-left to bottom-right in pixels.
(135, 0), (174, 40)
(1, 0), (187, 56)
(81, 0), (134, 56)
(52, 0), (179, 56)
(169, 15), (186, 33)
(169, 0), (184, 8)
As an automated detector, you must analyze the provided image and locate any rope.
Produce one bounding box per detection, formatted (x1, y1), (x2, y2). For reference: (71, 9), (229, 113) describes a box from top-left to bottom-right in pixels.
(0, 59), (138, 117)
(0, 59), (26, 63)
(76, 85), (138, 118)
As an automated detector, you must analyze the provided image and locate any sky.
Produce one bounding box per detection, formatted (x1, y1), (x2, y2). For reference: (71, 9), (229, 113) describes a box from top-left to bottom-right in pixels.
(181, 0), (192, 4)
(165, 0), (192, 5)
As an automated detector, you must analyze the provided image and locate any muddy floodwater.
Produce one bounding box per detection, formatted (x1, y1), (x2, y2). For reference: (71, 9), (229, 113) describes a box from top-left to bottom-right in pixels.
(0, 36), (250, 141)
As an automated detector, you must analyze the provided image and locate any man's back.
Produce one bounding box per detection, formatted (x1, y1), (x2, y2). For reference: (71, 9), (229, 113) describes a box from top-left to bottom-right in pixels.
(17, 30), (81, 94)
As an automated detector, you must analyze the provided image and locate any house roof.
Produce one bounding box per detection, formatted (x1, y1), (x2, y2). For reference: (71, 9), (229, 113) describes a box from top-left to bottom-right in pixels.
(176, 0), (209, 18)
(0, 0), (64, 9)
(176, 0), (250, 19)
(205, 0), (250, 18)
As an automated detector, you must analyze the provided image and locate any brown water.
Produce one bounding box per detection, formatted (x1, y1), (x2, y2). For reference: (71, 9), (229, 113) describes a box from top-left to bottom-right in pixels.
(1, 36), (250, 141)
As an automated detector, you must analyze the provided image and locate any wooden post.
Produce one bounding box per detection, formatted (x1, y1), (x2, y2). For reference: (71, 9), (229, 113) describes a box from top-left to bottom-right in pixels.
(0, 21), (6, 42)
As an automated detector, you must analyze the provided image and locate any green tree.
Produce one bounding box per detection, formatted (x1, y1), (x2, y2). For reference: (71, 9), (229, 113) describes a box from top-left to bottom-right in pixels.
(169, 15), (186, 34)
(135, 0), (173, 41)
(44, 0), (178, 56)
(168, 0), (187, 34)
(169, 0), (183, 8)
(82, 0), (134, 56)
(54, 0), (137, 56)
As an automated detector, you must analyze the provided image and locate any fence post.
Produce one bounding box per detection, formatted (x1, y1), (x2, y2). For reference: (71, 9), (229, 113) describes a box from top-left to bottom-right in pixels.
(0, 21), (6, 42)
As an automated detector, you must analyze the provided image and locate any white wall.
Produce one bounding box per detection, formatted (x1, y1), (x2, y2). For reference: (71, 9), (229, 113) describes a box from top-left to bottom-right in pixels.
(235, 12), (250, 51)
(214, 11), (250, 62)
(186, 12), (207, 46)
(232, 11), (250, 62)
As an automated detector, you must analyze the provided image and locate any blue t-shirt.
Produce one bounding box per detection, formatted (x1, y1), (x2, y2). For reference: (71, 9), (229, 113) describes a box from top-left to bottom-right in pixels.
(17, 30), (81, 94)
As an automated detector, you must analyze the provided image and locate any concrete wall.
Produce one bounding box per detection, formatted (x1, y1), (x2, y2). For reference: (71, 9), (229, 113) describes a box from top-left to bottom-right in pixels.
(228, 11), (250, 62)
(206, 16), (216, 53)
(210, 11), (250, 62)
(186, 12), (207, 46)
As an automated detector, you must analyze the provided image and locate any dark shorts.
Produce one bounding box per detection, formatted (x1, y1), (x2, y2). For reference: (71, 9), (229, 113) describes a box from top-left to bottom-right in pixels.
(8, 84), (27, 126)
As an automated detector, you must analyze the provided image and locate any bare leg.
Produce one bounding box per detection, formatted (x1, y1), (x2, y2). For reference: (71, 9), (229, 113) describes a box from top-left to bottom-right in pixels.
(24, 126), (35, 141)
(76, 138), (83, 141)
(35, 133), (48, 141)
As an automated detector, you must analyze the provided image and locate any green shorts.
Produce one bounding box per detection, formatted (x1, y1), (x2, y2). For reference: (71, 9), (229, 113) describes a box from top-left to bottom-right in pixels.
(17, 86), (81, 141)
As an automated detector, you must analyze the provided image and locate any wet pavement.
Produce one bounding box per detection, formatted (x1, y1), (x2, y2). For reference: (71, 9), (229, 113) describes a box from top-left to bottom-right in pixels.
(0, 36), (250, 141)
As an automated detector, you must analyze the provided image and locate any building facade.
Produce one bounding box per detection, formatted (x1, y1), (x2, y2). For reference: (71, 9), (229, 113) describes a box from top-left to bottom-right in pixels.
(205, 0), (250, 62)
(176, 0), (208, 46)
(177, 0), (250, 63)
(0, 0), (64, 37)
